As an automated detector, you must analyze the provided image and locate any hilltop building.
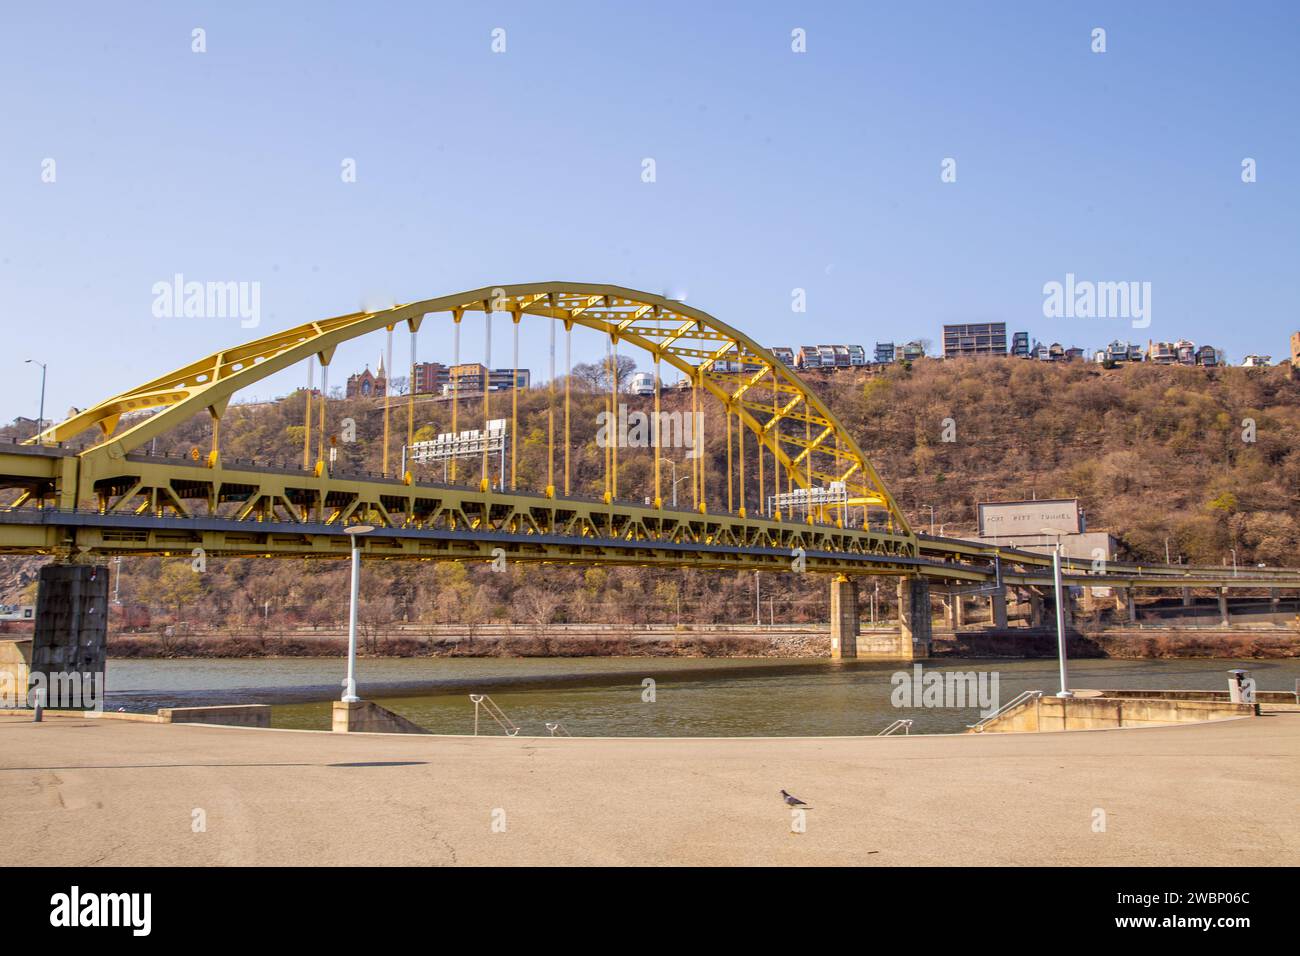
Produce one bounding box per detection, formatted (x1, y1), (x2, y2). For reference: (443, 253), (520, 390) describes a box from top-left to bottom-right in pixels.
(942, 321), (1007, 358)
(345, 357), (387, 399)
(628, 371), (656, 396)
(411, 362), (451, 395)
(793, 344), (869, 370)
(439, 363), (530, 396)
(1031, 342), (1085, 362)
(1094, 340), (1145, 364)
(1146, 340), (1223, 367)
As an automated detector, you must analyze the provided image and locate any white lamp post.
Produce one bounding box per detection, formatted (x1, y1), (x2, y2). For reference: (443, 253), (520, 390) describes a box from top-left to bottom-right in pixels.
(1042, 528), (1073, 698)
(25, 359), (46, 441)
(660, 455), (691, 509)
(342, 524), (375, 702)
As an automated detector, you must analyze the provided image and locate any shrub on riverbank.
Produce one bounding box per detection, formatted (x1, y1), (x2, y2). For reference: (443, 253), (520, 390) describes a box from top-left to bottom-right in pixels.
(105, 630), (828, 659)
(1092, 629), (1298, 659)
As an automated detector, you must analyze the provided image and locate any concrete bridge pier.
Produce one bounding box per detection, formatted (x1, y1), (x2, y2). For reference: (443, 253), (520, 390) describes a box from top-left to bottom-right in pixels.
(30, 563), (109, 708)
(943, 590), (966, 628)
(897, 577), (933, 658)
(989, 587), (1008, 629)
(1028, 589), (1045, 628)
(829, 575), (859, 660)
(1218, 588), (1230, 627)
(1182, 587), (1194, 607)
(1270, 588), (1280, 611)
(1033, 585), (1074, 630)
(830, 576), (930, 660)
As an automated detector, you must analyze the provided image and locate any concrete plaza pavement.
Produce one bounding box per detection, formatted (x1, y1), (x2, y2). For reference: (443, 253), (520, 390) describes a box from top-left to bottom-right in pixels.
(1, 712), (1296, 866)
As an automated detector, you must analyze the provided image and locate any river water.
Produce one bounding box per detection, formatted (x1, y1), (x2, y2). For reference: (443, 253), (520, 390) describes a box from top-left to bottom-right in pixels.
(101, 656), (1300, 737)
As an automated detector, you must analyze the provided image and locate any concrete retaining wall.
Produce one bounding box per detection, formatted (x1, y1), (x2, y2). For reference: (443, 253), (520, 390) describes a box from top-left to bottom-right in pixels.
(157, 704), (272, 727)
(1098, 688), (1295, 704)
(0, 639), (32, 703)
(854, 629), (917, 659)
(332, 700), (430, 734)
(975, 694), (1254, 733)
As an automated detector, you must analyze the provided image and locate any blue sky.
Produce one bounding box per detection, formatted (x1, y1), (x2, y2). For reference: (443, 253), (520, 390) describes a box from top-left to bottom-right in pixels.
(2, 1), (1297, 421)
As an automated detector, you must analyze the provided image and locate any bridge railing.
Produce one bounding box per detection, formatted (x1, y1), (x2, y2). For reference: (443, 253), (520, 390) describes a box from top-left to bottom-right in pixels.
(469, 694), (520, 737)
(877, 718), (914, 736)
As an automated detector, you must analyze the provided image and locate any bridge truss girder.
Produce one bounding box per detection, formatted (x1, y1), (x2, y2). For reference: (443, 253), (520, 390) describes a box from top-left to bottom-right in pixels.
(27, 282), (914, 545)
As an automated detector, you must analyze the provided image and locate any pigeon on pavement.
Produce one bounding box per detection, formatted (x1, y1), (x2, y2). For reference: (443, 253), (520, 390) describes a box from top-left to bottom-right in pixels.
(781, 789), (809, 807)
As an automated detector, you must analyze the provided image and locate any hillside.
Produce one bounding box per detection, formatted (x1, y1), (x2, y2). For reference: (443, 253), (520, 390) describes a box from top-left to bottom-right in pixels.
(2, 359), (1297, 631)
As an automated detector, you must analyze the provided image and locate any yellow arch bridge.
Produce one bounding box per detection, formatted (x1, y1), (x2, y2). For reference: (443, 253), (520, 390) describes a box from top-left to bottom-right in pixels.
(2, 282), (1298, 605)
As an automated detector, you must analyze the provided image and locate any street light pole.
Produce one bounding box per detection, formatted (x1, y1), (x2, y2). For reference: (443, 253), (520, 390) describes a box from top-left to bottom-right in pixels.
(663, 457), (685, 509)
(342, 524), (375, 702)
(25, 360), (46, 441)
(1042, 528), (1072, 698)
(1052, 541), (1071, 697)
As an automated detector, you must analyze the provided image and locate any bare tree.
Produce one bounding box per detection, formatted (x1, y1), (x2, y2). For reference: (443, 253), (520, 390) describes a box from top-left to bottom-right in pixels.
(359, 595), (397, 653)
(517, 582), (563, 637)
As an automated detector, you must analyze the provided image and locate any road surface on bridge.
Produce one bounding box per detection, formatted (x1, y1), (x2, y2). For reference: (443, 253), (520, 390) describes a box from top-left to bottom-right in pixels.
(2, 712), (1295, 866)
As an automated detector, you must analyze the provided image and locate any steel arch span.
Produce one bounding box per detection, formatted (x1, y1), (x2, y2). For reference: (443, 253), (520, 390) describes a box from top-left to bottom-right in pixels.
(29, 282), (913, 537)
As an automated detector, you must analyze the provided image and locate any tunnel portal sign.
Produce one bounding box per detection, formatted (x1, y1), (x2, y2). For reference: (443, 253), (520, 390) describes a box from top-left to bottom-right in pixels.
(978, 499), (1082, 538)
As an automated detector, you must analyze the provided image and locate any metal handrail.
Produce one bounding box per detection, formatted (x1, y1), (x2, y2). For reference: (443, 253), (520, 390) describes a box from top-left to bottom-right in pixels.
(469, 693), (520, 736)
(545, 721), (570, 737)
(967, 690), (1043, 733)
(877, 718), (914, 736)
